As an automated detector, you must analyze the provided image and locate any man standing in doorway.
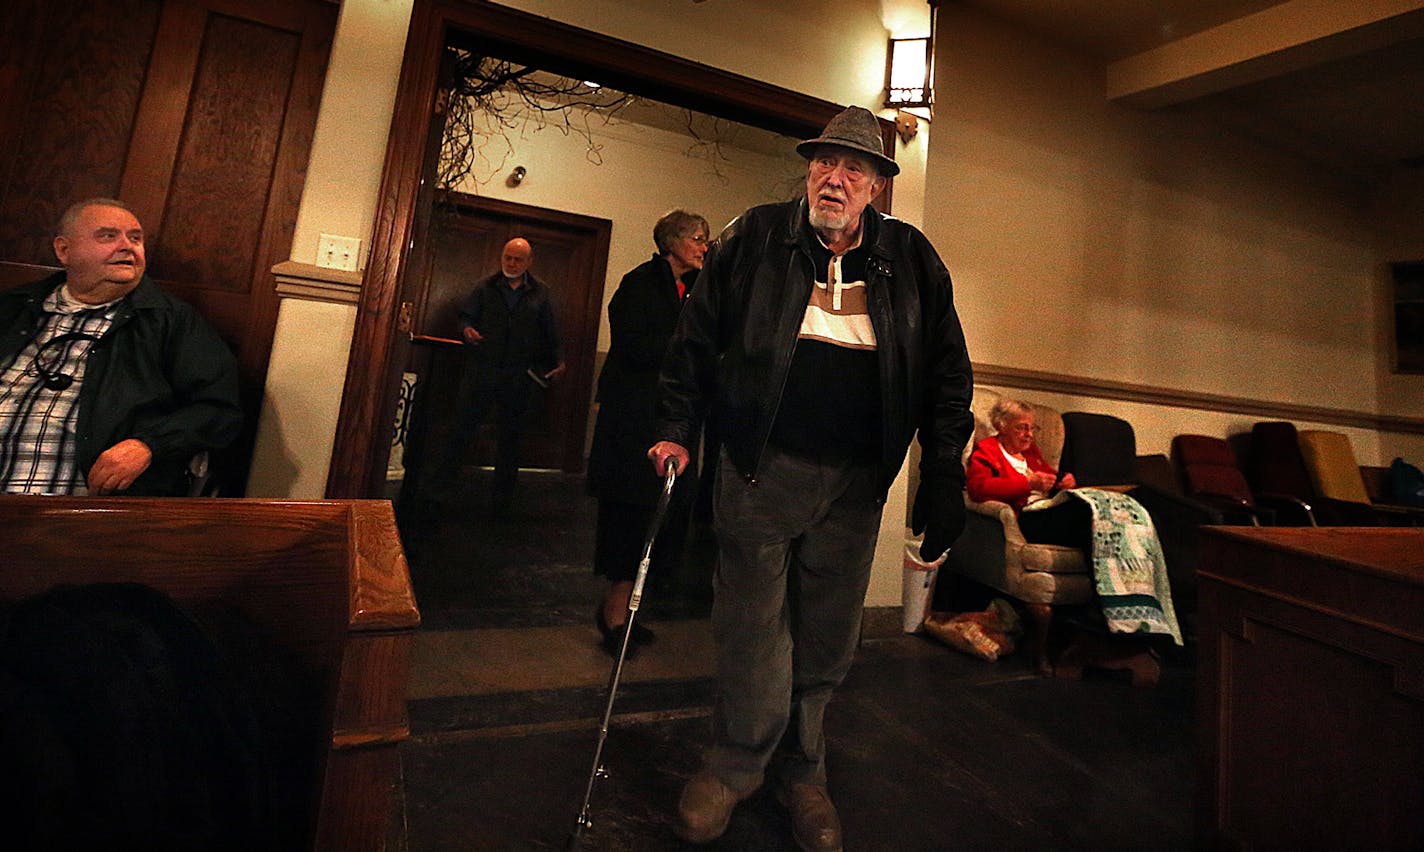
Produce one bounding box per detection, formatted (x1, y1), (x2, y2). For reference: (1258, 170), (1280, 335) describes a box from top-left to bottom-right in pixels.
(436, 237), (566, 515)
(648, 106), (973, 850)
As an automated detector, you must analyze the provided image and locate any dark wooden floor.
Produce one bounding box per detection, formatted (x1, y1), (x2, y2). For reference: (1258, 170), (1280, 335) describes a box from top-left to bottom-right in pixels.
(391, 471), (1195, 851)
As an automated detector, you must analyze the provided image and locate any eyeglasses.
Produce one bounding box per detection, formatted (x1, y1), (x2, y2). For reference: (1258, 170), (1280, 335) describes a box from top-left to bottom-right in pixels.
(1006, 423), (1040, 435)
(684, 234), (708, 245)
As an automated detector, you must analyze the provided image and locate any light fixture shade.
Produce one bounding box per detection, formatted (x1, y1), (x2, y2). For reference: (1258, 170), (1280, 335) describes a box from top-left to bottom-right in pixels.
(885, 36), (932, 108)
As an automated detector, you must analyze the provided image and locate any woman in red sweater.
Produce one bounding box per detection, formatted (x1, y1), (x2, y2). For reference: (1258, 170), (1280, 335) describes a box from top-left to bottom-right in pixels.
(966, 397), (1089, 547)
(966, 398), (1076, 510)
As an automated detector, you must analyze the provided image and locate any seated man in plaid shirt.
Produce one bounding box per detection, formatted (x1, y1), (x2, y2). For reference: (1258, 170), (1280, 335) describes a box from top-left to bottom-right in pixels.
(0, 198), (241, 496)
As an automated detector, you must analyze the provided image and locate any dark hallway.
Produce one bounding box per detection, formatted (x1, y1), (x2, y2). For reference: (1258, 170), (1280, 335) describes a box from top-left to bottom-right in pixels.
(391, 470), (1194, 850)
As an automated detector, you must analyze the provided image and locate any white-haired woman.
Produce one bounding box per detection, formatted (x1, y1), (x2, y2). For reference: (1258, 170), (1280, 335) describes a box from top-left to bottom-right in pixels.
(966, 398), (1075, 509)
(586, 209), (709, 657)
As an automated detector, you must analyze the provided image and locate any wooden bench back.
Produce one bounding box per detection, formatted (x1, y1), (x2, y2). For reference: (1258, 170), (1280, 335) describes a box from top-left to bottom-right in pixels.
(0, 496), (419, 851)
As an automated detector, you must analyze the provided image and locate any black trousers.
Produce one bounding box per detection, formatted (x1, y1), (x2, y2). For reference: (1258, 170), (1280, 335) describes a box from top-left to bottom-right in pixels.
(593, 494), (692, 583)
(439, 370), (536, 499)
(1017, 495), (1093, 552)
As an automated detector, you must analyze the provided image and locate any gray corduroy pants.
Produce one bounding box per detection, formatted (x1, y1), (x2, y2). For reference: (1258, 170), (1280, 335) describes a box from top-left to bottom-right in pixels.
(704, 446), (883, 790)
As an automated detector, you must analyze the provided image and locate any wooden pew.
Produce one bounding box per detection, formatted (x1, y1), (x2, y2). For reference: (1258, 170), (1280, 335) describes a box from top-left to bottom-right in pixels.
(0, 497), (420, 851)
(1197, 526), (1424, 848)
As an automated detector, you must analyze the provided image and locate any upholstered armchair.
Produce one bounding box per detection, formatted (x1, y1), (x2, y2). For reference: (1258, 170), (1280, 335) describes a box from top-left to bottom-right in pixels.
(1296, 429), (1424, 526)
(1246, 421), (1383, 525)
(943, 389), (1093, 675)
(1171, 434), (1294, 525)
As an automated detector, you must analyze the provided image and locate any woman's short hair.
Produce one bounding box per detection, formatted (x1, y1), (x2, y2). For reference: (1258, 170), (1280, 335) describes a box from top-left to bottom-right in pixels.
(653, 209), (709, 255)
(988, 398), (1034, 433)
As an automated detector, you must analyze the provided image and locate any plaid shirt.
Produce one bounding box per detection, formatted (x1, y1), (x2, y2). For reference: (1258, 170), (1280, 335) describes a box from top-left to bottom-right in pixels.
(0, 286), (120, 494)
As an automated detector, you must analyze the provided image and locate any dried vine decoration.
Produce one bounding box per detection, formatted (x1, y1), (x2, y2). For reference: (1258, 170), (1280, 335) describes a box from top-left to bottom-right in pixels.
(677, 110), (739, 182)
(675, 109), (804, 196)
(438, 48), (642, 192)
(437, 47), (777, 193)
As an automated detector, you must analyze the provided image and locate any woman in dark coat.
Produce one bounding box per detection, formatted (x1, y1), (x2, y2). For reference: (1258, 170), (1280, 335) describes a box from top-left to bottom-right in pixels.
(586, 209), (709, 656)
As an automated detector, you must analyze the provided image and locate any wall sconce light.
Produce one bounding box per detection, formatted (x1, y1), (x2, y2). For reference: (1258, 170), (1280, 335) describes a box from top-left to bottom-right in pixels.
(894, 110), (920, 144)
(884, 35), (933, 109)
(506, 165), (526, 187)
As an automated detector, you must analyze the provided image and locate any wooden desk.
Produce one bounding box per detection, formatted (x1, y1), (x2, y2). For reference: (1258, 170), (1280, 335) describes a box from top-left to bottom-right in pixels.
(1197, 527), (1424, 850)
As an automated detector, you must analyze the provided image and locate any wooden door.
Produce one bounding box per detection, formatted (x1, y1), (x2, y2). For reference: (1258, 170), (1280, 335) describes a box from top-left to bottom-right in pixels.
(0, 0), (336, 492)
(408, 193), (610, 473)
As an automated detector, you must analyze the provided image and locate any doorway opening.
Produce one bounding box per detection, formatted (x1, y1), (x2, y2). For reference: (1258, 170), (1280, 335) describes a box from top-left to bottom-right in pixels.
(388, 22), (824, 633)
(327, 0), (893, 500)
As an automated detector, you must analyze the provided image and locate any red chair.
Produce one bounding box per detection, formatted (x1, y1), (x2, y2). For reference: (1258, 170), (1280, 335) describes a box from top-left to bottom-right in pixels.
(1171, 434), (1309, 525)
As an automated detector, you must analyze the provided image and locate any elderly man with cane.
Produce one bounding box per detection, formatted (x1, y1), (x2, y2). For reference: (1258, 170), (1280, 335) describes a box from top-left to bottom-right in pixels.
(648, 106), (974, 850)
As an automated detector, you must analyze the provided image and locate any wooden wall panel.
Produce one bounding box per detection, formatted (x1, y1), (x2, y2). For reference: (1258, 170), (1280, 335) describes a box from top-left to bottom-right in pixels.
(0, 0), (161, 265)
(0, 0), (337, 494)
(155, 14), (301, 294)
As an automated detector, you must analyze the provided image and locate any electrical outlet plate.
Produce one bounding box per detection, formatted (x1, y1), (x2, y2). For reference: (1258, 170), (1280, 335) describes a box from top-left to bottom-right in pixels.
(317, 234), (362, 271)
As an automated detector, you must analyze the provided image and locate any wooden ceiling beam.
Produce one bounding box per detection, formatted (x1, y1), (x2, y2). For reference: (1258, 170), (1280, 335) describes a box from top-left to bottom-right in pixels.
(1106, 0), (1424, 107)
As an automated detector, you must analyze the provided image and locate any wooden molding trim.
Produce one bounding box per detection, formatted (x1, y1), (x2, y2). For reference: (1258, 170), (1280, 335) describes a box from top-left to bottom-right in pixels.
(271, 260), (362, 305)
(973, 362), (1424, 436)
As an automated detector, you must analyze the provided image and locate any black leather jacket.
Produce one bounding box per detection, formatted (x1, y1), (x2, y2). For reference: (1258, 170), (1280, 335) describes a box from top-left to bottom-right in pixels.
(656, 198), (973, 495)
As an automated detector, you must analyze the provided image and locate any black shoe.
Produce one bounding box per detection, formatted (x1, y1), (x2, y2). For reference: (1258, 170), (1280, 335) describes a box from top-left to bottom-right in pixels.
(595, 607), (636, 659)
(629, 619), (657, 646)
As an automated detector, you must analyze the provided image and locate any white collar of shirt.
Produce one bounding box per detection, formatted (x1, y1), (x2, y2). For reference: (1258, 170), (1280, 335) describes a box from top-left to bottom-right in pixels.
(47, 284), (123, 315)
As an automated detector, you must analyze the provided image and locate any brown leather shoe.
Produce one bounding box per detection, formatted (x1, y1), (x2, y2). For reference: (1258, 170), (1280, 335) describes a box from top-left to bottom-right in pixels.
(675, 772), (753, 843)
(778, 783), (843, 852)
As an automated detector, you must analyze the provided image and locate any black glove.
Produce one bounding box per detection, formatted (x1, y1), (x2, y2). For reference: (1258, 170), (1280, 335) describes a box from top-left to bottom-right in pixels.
(912, 472), (966, 562)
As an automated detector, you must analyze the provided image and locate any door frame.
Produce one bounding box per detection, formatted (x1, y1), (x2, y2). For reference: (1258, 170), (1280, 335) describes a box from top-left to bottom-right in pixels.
(413, 192), (611, 473)
(325, 0), (895, 497)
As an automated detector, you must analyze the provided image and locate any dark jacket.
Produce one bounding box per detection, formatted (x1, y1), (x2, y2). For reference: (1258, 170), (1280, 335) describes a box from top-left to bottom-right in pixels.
(458, 271), (561, 378)
(656, 198), (973, 495)
(587, 255), (697, 505)
(0, 273), (242, 495)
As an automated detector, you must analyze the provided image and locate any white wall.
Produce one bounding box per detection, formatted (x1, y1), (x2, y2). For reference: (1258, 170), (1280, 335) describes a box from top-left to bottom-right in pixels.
(290, 0), (415, 269)
(248, 0), (415, 498)
(498, 0), (890, 109)
(246, 299), (359, 496)
(254, 0), (931, 608)
(926, 5), (1421, 465)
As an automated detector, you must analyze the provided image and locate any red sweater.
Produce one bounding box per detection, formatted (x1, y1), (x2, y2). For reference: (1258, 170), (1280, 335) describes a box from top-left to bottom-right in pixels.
(965, 436), (1059, 510)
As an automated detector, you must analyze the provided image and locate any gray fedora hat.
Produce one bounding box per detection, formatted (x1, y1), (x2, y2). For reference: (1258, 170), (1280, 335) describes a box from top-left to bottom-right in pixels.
(795, 106), (900, 177)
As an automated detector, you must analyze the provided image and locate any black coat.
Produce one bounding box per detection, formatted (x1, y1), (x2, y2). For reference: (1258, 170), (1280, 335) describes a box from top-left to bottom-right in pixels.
(656, 198), (974, 495)
(587, 255), (698, 505)
(457, 271), (561, 379)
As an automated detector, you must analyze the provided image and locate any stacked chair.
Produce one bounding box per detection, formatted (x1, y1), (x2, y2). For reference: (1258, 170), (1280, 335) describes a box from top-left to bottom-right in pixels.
(1244, 421), (1420, 526)
(1171, 434), (1313, 525)
(1244, 421), (1362, 523)
(1295, 428), (1424, 526)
